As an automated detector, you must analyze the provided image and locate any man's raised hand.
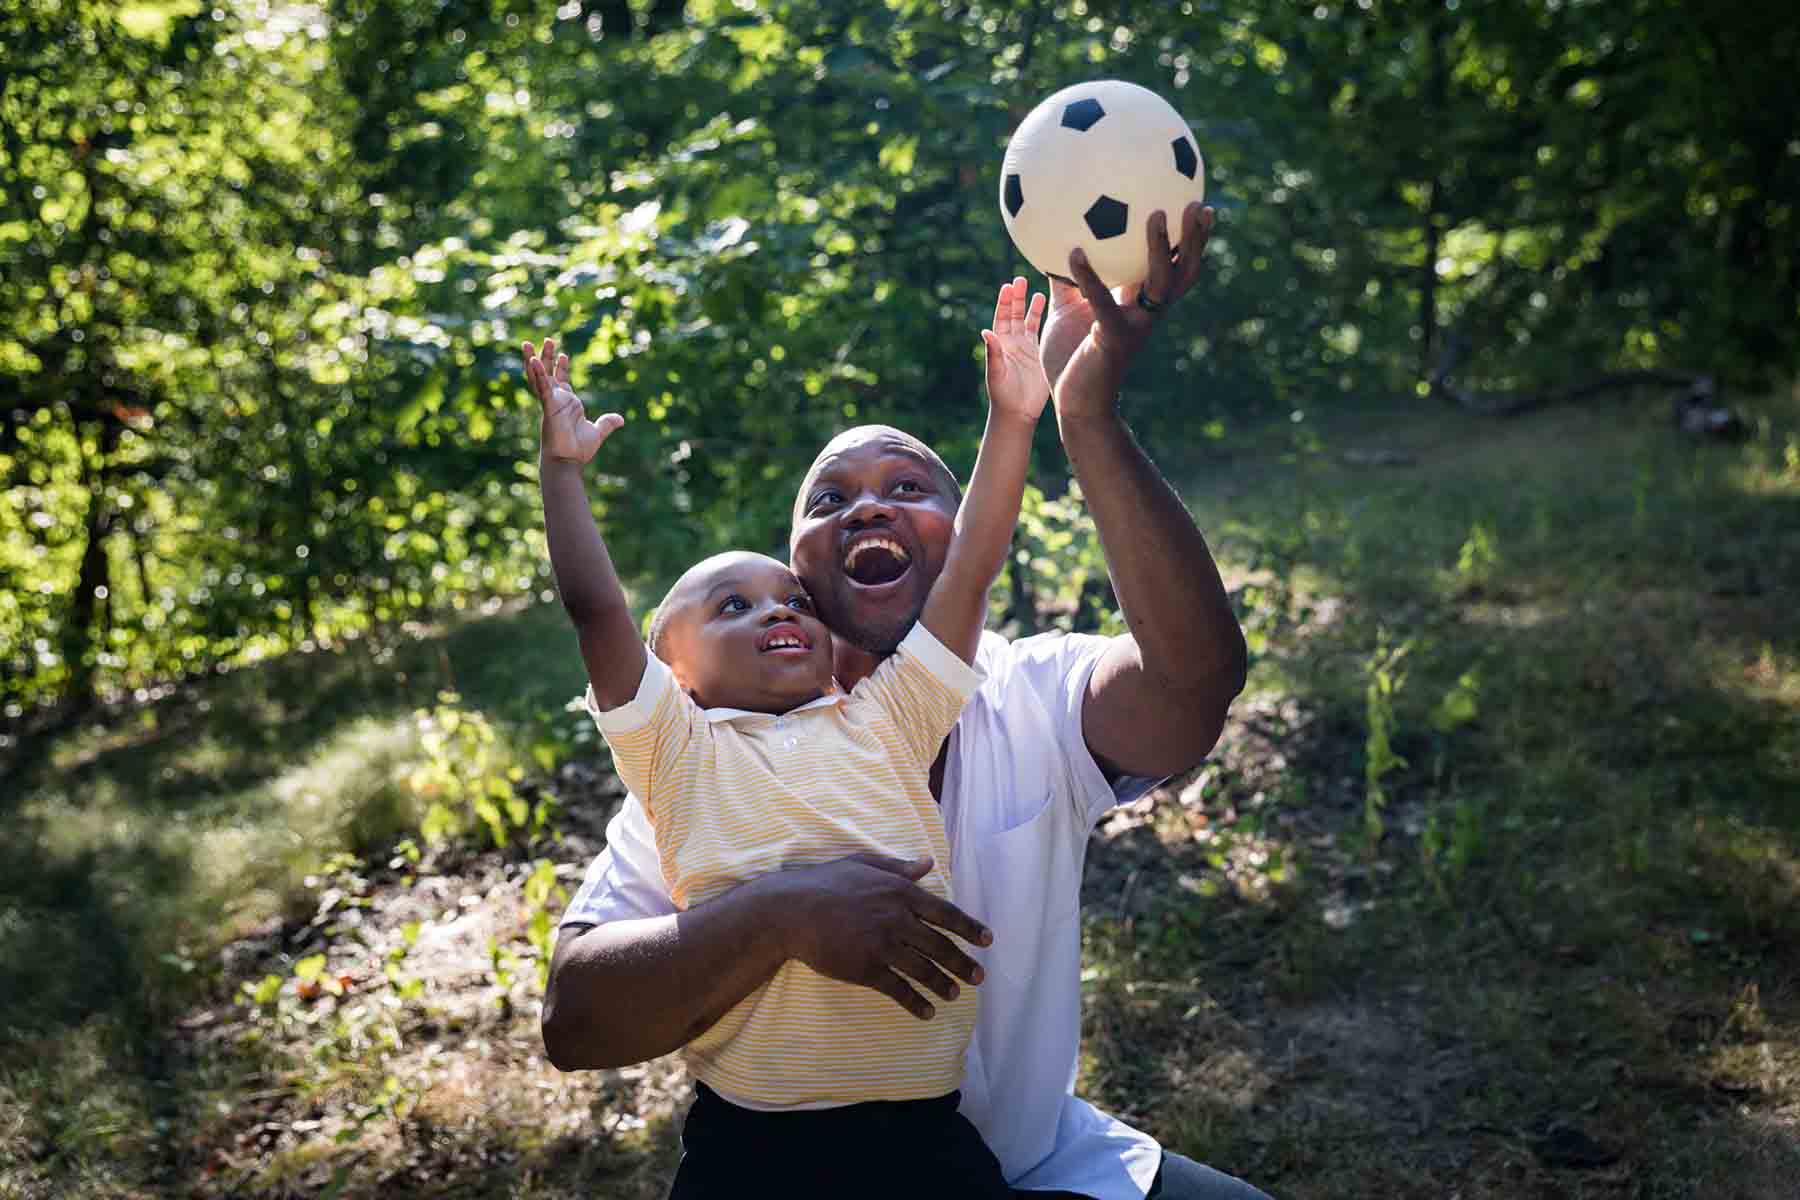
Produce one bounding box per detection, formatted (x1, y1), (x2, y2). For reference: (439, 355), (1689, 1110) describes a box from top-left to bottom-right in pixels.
(523, 338), (624, 463)
(1040, 202), (1215, 412)
(981, 276), (1049, 425)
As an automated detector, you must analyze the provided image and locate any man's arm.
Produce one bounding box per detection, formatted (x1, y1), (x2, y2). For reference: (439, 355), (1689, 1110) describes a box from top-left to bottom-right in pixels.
(522, 338), (646, 710)
(1042, 205), (1248, 779)
(542, 852), (993, 1070)
(920, 277), (1047, 662)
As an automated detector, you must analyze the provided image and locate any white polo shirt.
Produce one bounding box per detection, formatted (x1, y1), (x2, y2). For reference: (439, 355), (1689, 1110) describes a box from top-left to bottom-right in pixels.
(559, 629), (1166, 1198)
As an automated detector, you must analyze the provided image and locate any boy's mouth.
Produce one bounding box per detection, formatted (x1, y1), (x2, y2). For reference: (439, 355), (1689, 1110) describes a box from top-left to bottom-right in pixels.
(842, 535), (912, 588)
(758, 623), (813, 654)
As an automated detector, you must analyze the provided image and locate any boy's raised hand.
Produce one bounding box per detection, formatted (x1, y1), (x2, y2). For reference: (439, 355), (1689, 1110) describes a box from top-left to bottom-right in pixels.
(523, 338), (624, 463)
(980, 276), (1049, 424)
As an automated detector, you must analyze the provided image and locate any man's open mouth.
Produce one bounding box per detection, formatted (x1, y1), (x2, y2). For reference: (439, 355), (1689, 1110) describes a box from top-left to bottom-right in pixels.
(843, 535), (912, 587)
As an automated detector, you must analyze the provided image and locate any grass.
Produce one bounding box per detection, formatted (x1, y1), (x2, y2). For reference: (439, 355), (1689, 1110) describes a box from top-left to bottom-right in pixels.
(2, 386), (1797, 1197)
(1076, 385), (1800, 1196)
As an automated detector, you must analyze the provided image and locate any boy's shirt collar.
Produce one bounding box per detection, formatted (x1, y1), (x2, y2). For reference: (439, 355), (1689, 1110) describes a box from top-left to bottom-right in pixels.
(702, 681), (845, 725)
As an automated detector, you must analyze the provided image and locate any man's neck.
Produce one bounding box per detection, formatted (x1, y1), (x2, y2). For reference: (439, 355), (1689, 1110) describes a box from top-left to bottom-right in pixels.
(831, 641), (888, 690)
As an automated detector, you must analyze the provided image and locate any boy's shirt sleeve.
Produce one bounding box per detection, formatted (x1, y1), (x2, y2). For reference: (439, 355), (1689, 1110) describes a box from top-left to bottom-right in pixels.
(584, 654), (707, 818)
(848, 622), (986, 768)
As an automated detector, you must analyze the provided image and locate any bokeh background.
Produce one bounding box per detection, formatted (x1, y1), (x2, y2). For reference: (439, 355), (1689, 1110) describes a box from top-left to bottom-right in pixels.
(3, 2), (1796, 1197)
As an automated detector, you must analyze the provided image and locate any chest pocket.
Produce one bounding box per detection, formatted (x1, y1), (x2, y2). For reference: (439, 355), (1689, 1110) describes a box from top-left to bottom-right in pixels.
(972, 790), (1083, 985)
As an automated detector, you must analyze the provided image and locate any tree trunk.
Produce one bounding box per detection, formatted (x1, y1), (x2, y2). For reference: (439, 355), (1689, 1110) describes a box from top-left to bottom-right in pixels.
(593, 0), (633, 37)
(62, 417), (122, 711)
(645, 0), (685, 35)
(1418, 13), (1449, 381)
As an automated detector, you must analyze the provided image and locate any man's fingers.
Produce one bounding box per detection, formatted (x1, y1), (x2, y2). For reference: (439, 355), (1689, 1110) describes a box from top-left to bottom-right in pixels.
(848, 852), (934, 881)
(1142, 210), (1174, 307)
(556, 351), (571, 387)
(890, 948), (962, 1002)
(1067, 248), (1123, 330)
(1174, 203), (1213, 293)
(872, 968), (935, 1021)
(1044, 274), (1083, 318)
(905, 924), (986, 986)
(910, 892), (993, 948)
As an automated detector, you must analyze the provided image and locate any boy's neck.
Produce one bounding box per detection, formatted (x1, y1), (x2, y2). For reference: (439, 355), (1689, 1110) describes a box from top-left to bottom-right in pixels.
(831, 641), (888, 691)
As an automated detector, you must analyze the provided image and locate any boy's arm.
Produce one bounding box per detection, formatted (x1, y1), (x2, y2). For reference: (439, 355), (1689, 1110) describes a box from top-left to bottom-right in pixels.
(524, 338), (647, 710)
(918, 277), (1049, 663)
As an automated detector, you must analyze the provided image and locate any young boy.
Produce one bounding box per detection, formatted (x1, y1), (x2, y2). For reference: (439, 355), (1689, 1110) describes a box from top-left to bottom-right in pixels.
(523, 278), (1049, 1197)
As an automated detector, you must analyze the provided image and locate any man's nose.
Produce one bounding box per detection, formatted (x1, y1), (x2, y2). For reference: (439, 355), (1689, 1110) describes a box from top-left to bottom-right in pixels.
(842, 492), (895, 528)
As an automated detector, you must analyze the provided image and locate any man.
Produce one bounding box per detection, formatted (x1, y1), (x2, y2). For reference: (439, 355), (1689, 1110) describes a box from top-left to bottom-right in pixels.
(542, 204), (1264, 1199)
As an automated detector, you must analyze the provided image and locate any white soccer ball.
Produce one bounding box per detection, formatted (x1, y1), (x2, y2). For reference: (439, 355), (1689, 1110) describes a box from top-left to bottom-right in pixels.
(999, 80), (1205, 290)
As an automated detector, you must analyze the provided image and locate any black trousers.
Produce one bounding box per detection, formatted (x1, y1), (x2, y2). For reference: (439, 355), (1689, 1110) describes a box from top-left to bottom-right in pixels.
(668, 1082), (1015, 1199)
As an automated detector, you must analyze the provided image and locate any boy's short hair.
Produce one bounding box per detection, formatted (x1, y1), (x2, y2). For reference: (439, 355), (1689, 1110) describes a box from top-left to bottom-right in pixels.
(645, 579), (685, 659)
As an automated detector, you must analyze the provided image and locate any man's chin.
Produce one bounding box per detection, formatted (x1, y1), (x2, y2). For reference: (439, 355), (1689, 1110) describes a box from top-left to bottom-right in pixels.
(838, 614), (915, 656)
(827, 583), (924, 655)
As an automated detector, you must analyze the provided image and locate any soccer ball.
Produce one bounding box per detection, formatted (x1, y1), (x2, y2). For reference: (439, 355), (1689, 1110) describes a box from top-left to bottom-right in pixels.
(999, 80), (1205, 290)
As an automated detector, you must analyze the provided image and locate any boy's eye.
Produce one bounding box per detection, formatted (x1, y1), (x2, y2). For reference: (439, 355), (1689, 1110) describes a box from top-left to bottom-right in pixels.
(719, 595), (749, 614)
(895, 479), (922, 494)
(788, 594), (812, 612)
(808, 489), (842, 512)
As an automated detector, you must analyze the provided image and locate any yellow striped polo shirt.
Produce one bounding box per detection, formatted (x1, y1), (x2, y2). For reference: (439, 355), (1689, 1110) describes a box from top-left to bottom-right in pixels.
(587, 622), (984, 1109)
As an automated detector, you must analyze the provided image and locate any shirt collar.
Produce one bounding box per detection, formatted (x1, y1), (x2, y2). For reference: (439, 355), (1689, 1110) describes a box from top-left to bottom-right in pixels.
(702, 684), (846, 725)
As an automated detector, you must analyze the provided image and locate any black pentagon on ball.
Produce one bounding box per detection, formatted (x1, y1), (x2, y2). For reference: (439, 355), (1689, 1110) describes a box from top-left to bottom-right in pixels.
(1084, 194), (1128, 240)
(1172, 135), (1198, 180)
(1004, 172), (1025, 218)
(1060, 97), (1105, 131)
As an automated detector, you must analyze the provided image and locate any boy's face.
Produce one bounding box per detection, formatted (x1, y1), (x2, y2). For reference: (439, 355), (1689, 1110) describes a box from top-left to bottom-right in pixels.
(659, 552), (835, 712)
(789, 429), (959, 656)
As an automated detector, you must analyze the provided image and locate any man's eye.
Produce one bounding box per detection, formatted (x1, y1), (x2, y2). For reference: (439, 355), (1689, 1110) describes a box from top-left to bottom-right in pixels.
(895, 479), (924, 494)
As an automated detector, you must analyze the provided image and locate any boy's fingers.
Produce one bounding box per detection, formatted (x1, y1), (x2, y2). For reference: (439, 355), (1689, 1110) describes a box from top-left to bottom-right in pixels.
(1024, 290), (1046, 334)
(556, 352), (571, 387)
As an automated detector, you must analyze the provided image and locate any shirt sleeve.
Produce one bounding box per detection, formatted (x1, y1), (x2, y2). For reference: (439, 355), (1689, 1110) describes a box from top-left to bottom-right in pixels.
(557, 794), (678, 929)
(585, 653), (707, 820)
(1006, 631), (1166, 829)
(849, 622), (986, 768)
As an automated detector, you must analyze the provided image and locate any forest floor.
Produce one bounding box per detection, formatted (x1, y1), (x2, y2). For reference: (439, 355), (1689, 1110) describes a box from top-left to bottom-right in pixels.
(4, 386), (1798, 1198)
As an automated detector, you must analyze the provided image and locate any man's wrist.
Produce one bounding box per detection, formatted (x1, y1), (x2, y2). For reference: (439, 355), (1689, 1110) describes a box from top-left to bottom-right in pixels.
(741, 869), (809, 964)
(1054, 395), (1126, 434)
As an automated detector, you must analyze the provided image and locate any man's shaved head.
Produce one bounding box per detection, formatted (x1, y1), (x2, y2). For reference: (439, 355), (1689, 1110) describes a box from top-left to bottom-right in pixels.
(791, 425), (961, 532)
